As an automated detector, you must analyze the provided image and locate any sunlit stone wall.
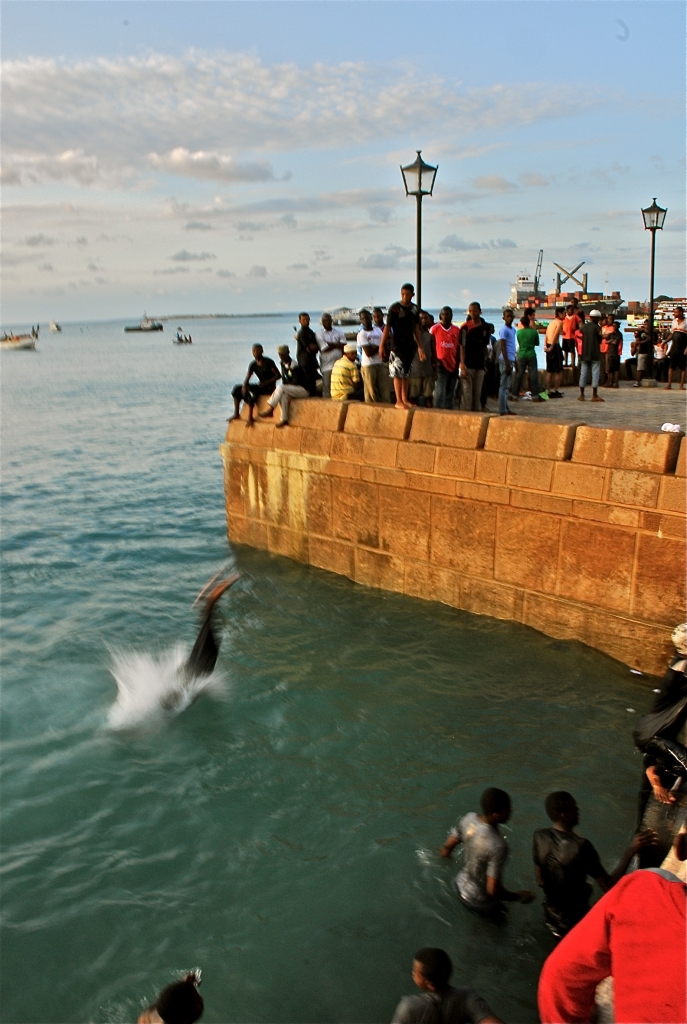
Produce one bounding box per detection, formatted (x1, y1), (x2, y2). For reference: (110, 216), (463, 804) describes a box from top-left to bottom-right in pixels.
(221, 400), (686, 677)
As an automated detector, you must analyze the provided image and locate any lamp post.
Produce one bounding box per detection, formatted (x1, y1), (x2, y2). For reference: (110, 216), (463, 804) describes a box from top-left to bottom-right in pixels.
(641, 198), (667, 346)
(400, 150), (438, 312)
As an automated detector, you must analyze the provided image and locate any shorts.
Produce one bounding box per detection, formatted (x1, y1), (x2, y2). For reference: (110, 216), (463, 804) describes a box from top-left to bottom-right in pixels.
(546, 344), (563, 373)
(408, 376), (434, 399)
(637, 354), (650, 372)
(670, 349), (686, 371)
(562, 338), (576, 354)
(388, 351), (411, 379)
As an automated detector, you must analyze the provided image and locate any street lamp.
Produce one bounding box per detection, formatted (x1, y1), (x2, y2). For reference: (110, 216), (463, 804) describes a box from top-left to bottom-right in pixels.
(400, 150), (438, 312)
(641, 198), (667, 346)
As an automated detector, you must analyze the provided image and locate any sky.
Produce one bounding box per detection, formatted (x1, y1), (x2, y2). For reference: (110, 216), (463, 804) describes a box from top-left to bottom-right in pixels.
(2, 0), (685, 322)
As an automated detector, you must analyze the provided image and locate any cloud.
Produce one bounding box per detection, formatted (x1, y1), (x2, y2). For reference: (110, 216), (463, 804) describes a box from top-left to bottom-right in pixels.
(148, 147), (276, 183)
(358, 253), (400, 269)
(87, 261), (101, 271)
(247, 265), (267, 277)
(519, 172), (550, 187)
(489, 238), (517, 248)
(75, 235), (88, 245)
(170, 249), (216, 261)
(20, 233), (58, 247)
(474, 175), (517, 192)
(216, 269), (236, 278)
(38, 262), (53, 271)
(287, 263), (308, 270)
(2, 149), (102, 186)
(439, 234), (481, 251)
(154, 266), (190, 275)
(185, 221), (212, 231)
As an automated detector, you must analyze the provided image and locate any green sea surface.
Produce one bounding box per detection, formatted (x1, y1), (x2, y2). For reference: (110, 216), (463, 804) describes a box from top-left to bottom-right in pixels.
(1, 317), (652, 1023)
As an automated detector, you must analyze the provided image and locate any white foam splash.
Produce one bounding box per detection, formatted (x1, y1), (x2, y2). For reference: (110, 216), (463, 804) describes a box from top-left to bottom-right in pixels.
(107, 644), (226, 730)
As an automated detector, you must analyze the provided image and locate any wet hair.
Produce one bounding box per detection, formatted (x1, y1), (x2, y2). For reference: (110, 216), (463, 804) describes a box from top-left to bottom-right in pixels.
(277, 345), (290, 358)
(154, 974), (204, 1024)
(401, 283), (415, 293)
(414, 948), (452, 989)
(480, 787), (511, 816)
(545, 791), (576, 822)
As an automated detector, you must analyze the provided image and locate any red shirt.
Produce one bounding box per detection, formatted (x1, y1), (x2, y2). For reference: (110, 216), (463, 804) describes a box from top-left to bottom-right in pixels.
(430, 323), (460, 373)
(563, 313), (581, 340)
(538, 869), (686, 1024)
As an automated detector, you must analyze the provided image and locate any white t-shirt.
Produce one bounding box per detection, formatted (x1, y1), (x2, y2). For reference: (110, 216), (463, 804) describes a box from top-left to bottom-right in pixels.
(316, 326), (346, 372)
(449, 811), (508, 910)
(671, 317), (687, 334)
(356, 326), (383, 367)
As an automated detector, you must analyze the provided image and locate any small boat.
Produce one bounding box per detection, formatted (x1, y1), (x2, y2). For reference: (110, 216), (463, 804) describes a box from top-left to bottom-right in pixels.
(124, 315), (163, 333)
(1, 334), (37, 351)
(174, 334), (192, 345)
(49, 322), (62, 332)
(323, 305), (387, 326)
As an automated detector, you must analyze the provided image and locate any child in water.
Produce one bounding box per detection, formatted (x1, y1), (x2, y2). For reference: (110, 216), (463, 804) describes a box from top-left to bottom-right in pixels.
(138, 972), (203, 1024)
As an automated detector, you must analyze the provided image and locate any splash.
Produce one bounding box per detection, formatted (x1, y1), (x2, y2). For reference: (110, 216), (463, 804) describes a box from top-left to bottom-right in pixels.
(107, 644), (226, 730)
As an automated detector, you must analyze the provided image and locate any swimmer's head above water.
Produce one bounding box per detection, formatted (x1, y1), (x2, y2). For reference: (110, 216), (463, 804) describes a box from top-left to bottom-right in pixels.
(138, 971), (203, 1024)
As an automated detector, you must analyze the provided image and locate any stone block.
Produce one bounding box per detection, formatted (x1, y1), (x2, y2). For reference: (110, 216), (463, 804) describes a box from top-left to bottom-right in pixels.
(397, 441), (437, 474)
(607, 469), (660, 509)
(309, 536), (355, 579)
(455, 480), (510, 504)
(267, 525), (309, 563)
(327, 460), (361, 479)
(572, 501), (640, 527)
(288, 398), (348, 432)
(584, 614), (674, 677)
(640, 511), (661, 533)
(459, 576), (520, 621)
(360, 465), (375, 483)
(331, 479), (379, 548)
(362, 437), (399, 468)
(354, 547), (405, 593)
(300, 429), (333, 458)
(225, 460), (247, 518)
(510, 491), (573, 516)
(676, 438), (686, 477)
(485, 417), (576, 460)
(405, 474), (456, 495)
(305, 474), (332, 537)
(632, 534), (686, 624)
(331, 432), (365, 463)
(379, 486), (431, 561)
(436, 448), (478, 480)
(659, 476), (687, 514)
(344, 402), (412, 439)
(552, 462), (606, 501)
(409, 409), (490, 449)
(272, 425), (304, 452)
(558, 519), (636, 613)
(228, 516), (269, 550)
(507, 455), (555, 492)
(374, 467), (406, 488)
(572, 425), (683, 474)
(430, 496), (497, 575)
(494, 507), (560, 594)
(658, 514), (687, 538)
(403, 562), (459, 606)
(226, 416), (275, 448)
(475, 451), (507, 484)
(522, 592), (591, 644)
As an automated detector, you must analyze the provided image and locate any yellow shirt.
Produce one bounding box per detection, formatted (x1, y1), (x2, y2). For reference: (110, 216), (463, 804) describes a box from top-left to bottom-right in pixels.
(330, 356), (361, 400)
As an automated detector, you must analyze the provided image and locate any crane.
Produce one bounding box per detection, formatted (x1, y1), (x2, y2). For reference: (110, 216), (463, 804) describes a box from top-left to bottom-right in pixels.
(533, 249), (543, 296)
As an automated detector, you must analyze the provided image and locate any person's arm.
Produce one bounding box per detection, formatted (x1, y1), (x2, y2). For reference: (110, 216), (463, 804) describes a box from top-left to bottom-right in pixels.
(263, 362), (281, 387)
(646, 763), (677, 804)
(241, 363), (255, 393)
(593, 829), (658, 893)
(459, 327), (467, 374)
(499, 332), (512, 374)
(414, 322), (427, 361)
(379, 324), (391, 360)
(440, 834), (460, 858)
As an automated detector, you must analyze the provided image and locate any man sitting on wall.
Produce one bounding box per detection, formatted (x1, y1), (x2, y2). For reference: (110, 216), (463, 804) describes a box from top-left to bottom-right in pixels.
(258, 345), (309, 427)
(331, 344), (364, 402)
(229, 344), (281, 427)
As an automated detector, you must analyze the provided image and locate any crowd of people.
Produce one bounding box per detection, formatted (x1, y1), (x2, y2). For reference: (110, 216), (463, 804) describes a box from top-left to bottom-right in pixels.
(228, 287), (687, 427)
(137, 624), (686, 1024)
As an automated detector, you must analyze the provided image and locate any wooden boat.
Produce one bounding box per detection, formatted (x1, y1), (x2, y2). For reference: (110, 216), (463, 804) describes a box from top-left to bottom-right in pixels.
(1, 335), (36, 351)
(49, 322), (62, 332)
(124, 315), (163, 333)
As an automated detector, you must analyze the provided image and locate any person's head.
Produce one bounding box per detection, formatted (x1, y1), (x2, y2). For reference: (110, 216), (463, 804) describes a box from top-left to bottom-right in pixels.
(503, 308), (514, 325)
(299, 312), (310, 327)
(359, 309), (372, 330)
(589, 309), (602, 322)
(343, 343), (357, 362)
(439, 306), (453, 327)
(480, 787), (511, 823)
(140, 973), (204, 1024)
(321, 312), (333, 331)
(521, 311), (532, 328)
(672, 623), (687, 656)
(412, 948), (453, 993)
(555, 307), (565, 320)
(545, 791), (579, 828)
(420, 310), (432, 329)
(566, 304), (575, 315)
(676, 307), (684, 318)
(468, 302), (482, 322)
(400, 283), (415, 304)
(578, 309), (586, 322)
(372, 307), (385, 328)
(251, 344), (264, 361)
(277, 345), (290, 362)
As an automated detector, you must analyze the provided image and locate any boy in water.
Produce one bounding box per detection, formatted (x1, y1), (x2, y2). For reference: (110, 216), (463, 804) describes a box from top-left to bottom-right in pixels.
(391, 948), (502, 1024)
(533, 791), (656, 938)
(138, 972), (204, 1024)
(440, 787), (534, 914)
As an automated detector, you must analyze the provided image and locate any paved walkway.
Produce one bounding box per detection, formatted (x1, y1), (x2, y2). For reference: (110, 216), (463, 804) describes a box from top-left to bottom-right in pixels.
(495, 380), (686, 432)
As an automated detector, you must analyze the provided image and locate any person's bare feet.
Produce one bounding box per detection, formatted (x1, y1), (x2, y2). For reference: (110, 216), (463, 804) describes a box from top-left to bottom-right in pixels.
(680, 385), (686, 391)
(245, 419), (254, 428)
(394, 403), (406, 410)
(577, 395), (585, 401)
(591, 395), (604, 402)
(258, 409), (274, 418)
(275, 420), (288, 428)
(664, 385), (672, 390)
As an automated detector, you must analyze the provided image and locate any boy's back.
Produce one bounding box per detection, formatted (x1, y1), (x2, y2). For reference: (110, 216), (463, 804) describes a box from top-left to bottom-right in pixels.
(533, 826), (603, 935)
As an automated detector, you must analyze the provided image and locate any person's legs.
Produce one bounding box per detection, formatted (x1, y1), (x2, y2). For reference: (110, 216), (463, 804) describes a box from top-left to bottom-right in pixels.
(259, 383), (283, 417)
(277, 384), (309, 424)
(528, 356), (540, 397)
(511, 358), (524, 399)
(361, 365), (375, 403)
(461, 371), (474, 411)
(498, 362), (513, 415)
(578, 360), (589, 399)
(321, 369), (332, 399)
(590, 360), (604, 401)
(230, 383), (244, 420)
(375, 363), (391, 403)
(470, 369), (485, 411)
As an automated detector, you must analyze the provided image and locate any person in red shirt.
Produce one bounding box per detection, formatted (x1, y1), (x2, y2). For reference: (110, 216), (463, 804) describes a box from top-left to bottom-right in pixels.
(562, 304), (581, 368)
(538, 829), (686, 1024)
(430, 306), (460, 409)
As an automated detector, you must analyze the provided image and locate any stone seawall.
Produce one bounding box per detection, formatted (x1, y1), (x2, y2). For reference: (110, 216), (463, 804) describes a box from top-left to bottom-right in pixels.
(220, 400), (686, 677)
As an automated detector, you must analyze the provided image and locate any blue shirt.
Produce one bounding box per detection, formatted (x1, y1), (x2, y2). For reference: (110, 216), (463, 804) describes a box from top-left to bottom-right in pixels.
(498, 324), (517, 362)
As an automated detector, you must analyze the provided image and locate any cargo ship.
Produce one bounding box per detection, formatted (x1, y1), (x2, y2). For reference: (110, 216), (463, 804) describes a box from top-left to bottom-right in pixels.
(505, 251), (626, 319)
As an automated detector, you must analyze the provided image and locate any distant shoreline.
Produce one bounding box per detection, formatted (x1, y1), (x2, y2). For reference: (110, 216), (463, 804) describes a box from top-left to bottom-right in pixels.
(154, 312), (287, 321)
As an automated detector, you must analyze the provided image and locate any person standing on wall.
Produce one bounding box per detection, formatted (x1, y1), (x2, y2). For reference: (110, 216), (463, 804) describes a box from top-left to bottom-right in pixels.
(408, 310), (436, 407)
(458, 302), (491, 411)
(510, 310), (542, 402)
(357, 308), (388, 403)
(544, 308), (565, 398)
(578, 309), (604, 402)
(430, 306), (460, 409)
(296, 312), (321, 396)
(497, 308), (517, 415)
(316, 312), (346, 399)
(379, 283), (426, 410)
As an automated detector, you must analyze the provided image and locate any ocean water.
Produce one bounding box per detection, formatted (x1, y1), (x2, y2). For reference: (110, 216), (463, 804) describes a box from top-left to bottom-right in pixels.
(1, 316), (651, 1024)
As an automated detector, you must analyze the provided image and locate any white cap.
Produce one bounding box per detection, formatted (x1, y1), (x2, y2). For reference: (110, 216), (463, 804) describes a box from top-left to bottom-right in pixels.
(589, 309), (602, 318)
(343, 343), (357, 354)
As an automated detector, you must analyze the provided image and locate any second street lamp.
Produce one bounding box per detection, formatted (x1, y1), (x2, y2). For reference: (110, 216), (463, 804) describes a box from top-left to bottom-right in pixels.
(641, 198), (667, 348)
(400, 151), (438, 312)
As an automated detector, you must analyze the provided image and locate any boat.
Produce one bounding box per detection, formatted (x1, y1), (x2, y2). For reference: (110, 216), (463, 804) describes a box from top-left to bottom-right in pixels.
(49, 322), (62, 332)
(174, 331), (192, 345)
(124, 315), (163, 333)
(323, 304), (387, 326)
(1, 334), (37, 351)
(505, 251), (626, 320)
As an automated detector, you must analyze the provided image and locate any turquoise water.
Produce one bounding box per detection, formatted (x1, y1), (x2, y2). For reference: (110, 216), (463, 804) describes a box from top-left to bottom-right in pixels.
(1, 317), (650, 1023)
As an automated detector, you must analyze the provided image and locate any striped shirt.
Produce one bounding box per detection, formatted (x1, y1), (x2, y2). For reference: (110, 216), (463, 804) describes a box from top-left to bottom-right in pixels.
(330, 356), (361, 400)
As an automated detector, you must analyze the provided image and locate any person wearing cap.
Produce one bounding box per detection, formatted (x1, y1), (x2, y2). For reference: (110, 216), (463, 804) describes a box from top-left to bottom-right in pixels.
(577, 310), (604, 402)
(258, 344), (309, 427)
(330, 343), (364, 402)
(138, 972), (204, 1024)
